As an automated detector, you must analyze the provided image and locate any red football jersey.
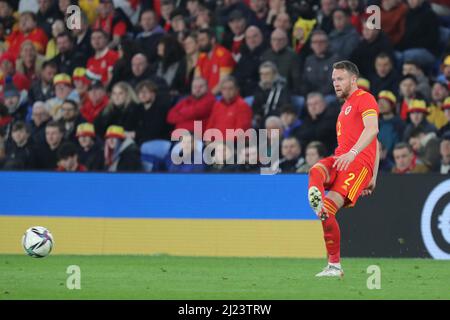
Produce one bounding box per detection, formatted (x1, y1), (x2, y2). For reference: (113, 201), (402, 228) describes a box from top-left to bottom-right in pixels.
(87, 49), (119, 85)
(196, 45), (235, 90)
(335, 89), (379, 172)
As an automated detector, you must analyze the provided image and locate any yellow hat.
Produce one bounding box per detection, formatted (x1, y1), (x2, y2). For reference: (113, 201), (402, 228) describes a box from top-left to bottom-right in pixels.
(407, 99), (428, 114)
(76, 123), (95, 137)
(442, 96), (450, 110)
(443, 55), (450, 66)
(105, 125), (126, 139)
(378, 90), (397, 105)
(53, 73), (72, 86)
(357, 78), (370, 91)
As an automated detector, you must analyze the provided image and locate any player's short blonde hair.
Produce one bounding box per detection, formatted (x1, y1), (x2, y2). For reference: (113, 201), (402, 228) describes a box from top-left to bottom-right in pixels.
(333, 60), (360, 78)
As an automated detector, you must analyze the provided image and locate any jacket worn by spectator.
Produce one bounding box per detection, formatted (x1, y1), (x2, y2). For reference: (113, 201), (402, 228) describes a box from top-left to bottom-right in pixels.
(51, 49), (87, 76)
(380, 1), (408, 46)
(301, 51), (340, 96)
(94, 102), (140, 138)
(34, 143), (60, 170)
(328, 25), (360, 60)
(261, 46), (302, 94)
(396, 1), (440, 56)
(135, 96), (172, 145)
(232, 42), (267, 97)
(28, 79), (54, 104)
(166, 92), (216, 133)
(369, 69), (399, 97)
(379, 115), (405, 157)
(252, 77), (291, 122)
(403, 119), (437, 142)
(135, 25), (165, 63)
(205, 96), (253, 141)
(80, 95), (109, 123)
(106, 138), (142, 172)
(78, 139), (104, 171)
(3, 139), (36, 169)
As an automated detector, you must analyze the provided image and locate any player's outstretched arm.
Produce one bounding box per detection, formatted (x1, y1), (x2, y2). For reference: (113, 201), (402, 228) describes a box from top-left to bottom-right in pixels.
(333, 115), (379, 171)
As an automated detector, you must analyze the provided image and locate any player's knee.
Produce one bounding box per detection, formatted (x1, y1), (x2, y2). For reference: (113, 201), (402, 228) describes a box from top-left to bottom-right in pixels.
(309, 164), (328, 181)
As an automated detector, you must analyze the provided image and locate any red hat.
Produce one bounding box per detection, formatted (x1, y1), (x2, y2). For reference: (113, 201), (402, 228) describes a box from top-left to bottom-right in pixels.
(0, 51), (16, 69)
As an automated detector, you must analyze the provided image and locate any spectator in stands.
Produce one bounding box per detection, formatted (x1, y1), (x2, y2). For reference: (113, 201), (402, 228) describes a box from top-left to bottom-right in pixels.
(0, 0), (17, 37)
(299, 92), (339, 153)
(396, 0), (440, 73)
(166, 77), (215, 135)
(160, 0), (175, 32)
(223, 10), (247, 62)
(408, 126), (441, 171)
(95, 82), (139, 138)
(28, 60), (57, 105)
(297, 140), (327, 173)
(127, 53), (168, 90)
(403, 99), (437, 141)
(380, 0), (407, 47)
(398, 74), (420, 120)
(46, 73), (80, 120)
(166, 132), (205, 173)
(347, 0), (365, 34)
(154, 34), (187, 97)
(357, 77), (371, 93)
(317, 0), (337, 34)
(72, 67), (90, 105)
(378, 90), (404, 157)
(3, 120), (35, 169)
(71, 10), (94, 61)
(262, 28), (301, 94)
(51, 32), (86, 75)
(93, 0), (131, 49)
(30, 101), (51, 146)
(205, 76), (253, 142)
(369, 53), (399, 97)
(0, 51), (30, 95)
(392, 142), (429, 174)
(301, 30), (339, 97)
(427, 82), (449, 131)
(438, 98), (450, 137)
(438, 55), (450, 90)
(206, 141), (238, 173)
(103, 125), (142, 172)
(59, 99), (85, 143)
(56, 141), (87, 171)
(196, 28), (235, 95)
(249, 0), (269, 28)
(328, 8), (360, 60)
(16, 40), (45, 82)
(135, 9), (165, 62)
(402, 60), (431, 100)
(252, 61), (290, 128)
(233, 25), (267, 98)
(0, 103), (12, 140)
(75, 122), (104, 171)
(34, 120), (64, 170)
(273, 12), (292, 38)
(87, 29), (119, 85)
(134, 80), (172, 145)
(182, 32), (200, 93)
(80, 81), (109, 124)
(350, 19), (394, 79)
(280, 105), (302, 139)
(439, 134), (450, 174)
(45, 19), (65, 60)
(271, 136), (305, 173)
(36, 0), (62, 38)
(5, 11), (48, 60)
(3, 83), (28, 121)
(291, 15), (315, 68)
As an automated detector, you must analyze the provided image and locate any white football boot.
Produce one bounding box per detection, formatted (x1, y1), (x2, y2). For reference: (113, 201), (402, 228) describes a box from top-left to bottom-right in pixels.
(315, 264), (344, 278)
(308, 186), (327, 220)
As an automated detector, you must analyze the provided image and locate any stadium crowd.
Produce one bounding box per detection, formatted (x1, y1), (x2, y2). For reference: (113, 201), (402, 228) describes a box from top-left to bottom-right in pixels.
(0, 0), (449, 174)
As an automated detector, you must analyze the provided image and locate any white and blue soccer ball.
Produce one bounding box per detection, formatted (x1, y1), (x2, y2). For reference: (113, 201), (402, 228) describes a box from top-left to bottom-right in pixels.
(22, 226), (54, 258)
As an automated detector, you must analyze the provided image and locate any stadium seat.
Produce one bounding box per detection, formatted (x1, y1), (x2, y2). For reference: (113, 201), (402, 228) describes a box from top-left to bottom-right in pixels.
(140, 140), (173, 172)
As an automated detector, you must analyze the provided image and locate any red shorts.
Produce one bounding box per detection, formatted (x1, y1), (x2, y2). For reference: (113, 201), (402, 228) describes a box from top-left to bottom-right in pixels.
(315, 156), (373, 208)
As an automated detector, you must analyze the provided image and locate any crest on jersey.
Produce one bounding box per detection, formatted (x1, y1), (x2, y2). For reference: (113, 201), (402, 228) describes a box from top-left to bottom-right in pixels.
(345, 105), (352, 115)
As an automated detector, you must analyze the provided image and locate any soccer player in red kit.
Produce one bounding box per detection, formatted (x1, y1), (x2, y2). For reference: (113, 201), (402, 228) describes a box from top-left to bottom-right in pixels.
(308, 61), (380, 277)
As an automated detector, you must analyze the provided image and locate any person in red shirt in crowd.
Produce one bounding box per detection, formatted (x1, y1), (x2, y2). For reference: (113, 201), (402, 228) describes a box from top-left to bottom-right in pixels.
(0, 51), (30, 98)
(93, 0), (131, 49)
(56, 142), (87, 172)
(5, 11), (48, 60)
(195, 28), (236, 95)
(87, 29), (119, 86)
(167, 77), (216, 135)
(80, 81), (109, 123)
(160, 0), (175, 32)
(205, 76), (253, 142)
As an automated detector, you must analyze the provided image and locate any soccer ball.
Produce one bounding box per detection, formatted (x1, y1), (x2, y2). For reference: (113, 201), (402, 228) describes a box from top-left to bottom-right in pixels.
(22, 226), (54, 258)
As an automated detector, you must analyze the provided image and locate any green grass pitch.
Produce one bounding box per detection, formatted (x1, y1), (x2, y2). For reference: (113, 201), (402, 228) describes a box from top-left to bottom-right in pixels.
(1, 255), (449, 300)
